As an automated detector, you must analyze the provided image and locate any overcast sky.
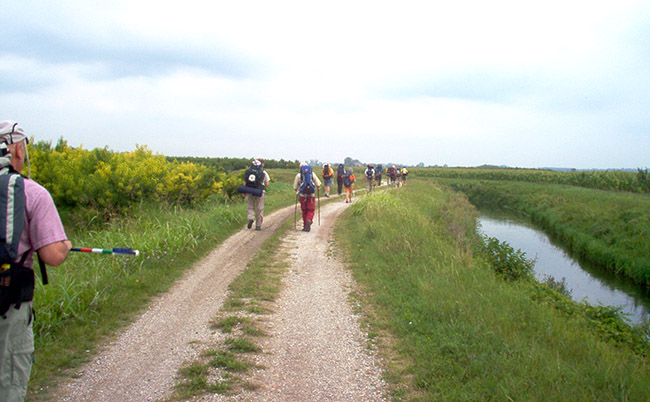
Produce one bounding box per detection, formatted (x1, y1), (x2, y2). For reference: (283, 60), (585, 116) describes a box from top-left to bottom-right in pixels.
(2, 1), (649, 169)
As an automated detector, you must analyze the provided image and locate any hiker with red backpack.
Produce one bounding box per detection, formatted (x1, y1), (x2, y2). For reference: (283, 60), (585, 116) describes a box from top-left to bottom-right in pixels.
(336, 163), (345, 196)
(293, 163), (321, 232)
(0, 121), (71, 402)
(343, 168), (356, 203)
(321, 163), (334, 198)
(242, 159), (270, 231)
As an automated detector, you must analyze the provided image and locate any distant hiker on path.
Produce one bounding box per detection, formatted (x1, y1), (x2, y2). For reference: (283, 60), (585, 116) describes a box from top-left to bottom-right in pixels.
(293, 163), (321, 232)
(343, 168), (356, 203)
(387, 165), (397, 187)
(375, 164), (383, 187)
(336, 163), (345, 196)
(364, 164), (375, 193)
(0, 120), (72, 402)
(322, 163), (334, 198)
(243, 159), (270, 230)
(401, 167), (409, 186)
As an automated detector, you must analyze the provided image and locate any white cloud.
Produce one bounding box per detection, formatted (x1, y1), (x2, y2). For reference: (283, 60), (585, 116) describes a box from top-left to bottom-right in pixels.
(1, 0), (649, 168)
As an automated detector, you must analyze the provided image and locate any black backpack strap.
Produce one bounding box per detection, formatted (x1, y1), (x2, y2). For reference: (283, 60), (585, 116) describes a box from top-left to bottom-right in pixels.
(37, 253), (48, 285)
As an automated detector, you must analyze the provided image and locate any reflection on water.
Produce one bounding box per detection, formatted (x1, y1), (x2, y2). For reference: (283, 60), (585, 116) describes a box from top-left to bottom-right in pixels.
(478, 212), (650, 325)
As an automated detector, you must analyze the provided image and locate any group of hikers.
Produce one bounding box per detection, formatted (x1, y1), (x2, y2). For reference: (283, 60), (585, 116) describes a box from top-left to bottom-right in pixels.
(361, 163), (409, 192)
(0, 117), (412, 402)
(241, 160), (409, 233)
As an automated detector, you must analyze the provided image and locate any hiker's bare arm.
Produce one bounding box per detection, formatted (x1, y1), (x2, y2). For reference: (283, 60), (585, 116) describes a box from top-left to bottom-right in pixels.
(38, 240), (72, 266)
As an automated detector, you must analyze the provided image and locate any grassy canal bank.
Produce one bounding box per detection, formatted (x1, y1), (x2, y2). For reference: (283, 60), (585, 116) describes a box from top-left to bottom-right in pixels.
(442, 178), (650, 288)
(337, 179), (649, 401)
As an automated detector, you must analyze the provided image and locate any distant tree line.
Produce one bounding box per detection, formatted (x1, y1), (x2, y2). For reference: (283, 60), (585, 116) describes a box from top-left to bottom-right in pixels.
(167, 156), (300, 172)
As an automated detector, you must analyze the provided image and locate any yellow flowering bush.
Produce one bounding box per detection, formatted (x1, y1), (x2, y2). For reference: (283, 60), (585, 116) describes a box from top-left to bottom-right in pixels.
(28, 138), (223, 213)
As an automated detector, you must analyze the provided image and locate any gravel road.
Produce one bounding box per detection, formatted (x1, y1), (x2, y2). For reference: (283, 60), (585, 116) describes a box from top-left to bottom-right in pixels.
(52, 198), (387, 401)
(204, 201), (387, 401)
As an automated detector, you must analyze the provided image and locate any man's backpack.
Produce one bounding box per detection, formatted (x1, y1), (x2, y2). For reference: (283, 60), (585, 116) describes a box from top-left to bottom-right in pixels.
(0, 146), (35, 318)
(337, 164), (345, 178)
(376, 165), (383, 174)
(343, 173), (353, 187)
(244, 161), (265, 190)
(388, 166), (396, 176)
(322, 164), (333, 179)
(299, 165), (316, 194)
(402, 167), (409, 176)
(365, 168), (374, 179)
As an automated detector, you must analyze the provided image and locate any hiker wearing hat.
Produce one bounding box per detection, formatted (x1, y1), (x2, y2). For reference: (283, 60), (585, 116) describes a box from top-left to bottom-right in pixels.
(293, 163), (321, 232)
(336, 163), (345, 196)
(343, 168), (356, 203)
(0, 121), (71, 402)
(243, 159), (270, 231)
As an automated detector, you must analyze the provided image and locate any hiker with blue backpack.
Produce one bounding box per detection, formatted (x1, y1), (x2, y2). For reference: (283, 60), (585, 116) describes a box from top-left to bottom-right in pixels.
(375, 164), (383, 186)
(242, 159), (270, 231)
(0, 121), (72, 402)
(293, 163), (321, 232)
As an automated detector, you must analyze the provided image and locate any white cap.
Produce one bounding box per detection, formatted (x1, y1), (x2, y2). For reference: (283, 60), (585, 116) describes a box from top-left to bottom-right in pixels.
(0, 121), (29, 144)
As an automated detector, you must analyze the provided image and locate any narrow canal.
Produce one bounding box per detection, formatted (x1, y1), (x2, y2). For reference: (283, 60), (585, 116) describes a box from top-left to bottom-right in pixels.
(478, 211), (650, 325)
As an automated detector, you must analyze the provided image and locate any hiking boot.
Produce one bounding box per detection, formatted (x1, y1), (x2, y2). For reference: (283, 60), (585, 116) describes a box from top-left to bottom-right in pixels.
(255, 226), (262, 231)
(247, 219), (254, 229)
(303, 219), (312, 232)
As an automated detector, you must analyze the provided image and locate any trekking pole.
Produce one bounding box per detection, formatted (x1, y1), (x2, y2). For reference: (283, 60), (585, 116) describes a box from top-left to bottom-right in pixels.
(317, 187), (321, 226)
(294, 193), (298, 229)
(71, 247), (140, 256)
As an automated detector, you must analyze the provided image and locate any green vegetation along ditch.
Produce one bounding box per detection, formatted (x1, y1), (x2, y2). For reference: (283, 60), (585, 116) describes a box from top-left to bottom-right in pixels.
(442, 178), (650, 287)
(337, 179), (649, 401)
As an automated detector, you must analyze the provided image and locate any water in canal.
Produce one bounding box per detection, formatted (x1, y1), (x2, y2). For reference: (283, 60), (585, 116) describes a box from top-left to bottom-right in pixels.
(478, 211), (650, 325)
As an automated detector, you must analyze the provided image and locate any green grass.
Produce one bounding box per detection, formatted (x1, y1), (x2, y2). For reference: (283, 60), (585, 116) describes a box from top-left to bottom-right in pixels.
(440, 178), (650, 286)
(28, 179), (296, 401)
(336, 179), (650, 401)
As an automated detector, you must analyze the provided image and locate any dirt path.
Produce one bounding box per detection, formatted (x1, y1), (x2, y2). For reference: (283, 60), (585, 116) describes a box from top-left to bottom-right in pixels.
(54, 198), (387, 401)
(205, 201), (387, 401)
(55, 205), (295, 401)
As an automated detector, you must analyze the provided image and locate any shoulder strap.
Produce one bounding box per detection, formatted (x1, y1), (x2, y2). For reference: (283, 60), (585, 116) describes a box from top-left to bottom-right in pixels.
(38, 254), (48, 285)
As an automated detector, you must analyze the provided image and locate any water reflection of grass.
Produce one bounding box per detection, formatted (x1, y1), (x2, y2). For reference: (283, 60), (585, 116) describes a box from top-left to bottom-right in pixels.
(478, 211), (650, 325)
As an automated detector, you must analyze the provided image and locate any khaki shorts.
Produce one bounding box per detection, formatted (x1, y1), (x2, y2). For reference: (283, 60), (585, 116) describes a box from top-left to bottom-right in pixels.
(0, 302), (34, 402)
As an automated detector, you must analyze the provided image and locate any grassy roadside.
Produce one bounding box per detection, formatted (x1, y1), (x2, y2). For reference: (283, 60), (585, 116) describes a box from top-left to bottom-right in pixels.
(28, 178), (297, 401)
(440, 178), (650, 286)
(336, 179), (650, 401)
